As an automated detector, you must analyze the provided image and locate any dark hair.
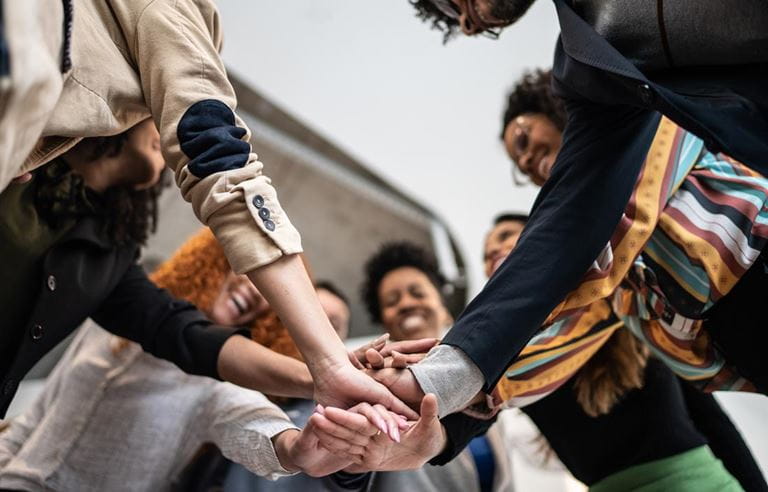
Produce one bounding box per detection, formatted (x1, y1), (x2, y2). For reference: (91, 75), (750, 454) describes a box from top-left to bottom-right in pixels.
(493, 212), (529, 226)
(35, 133), (168, 246)
(409, 0), (462, 42)
(501, 69), (566, 139)
(100, 173), (168, 245)
(315, 280), (349, 307)
(361, 241), (445, 323)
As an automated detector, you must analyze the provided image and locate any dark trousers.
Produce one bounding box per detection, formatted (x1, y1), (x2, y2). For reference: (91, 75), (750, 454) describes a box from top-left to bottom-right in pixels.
(704, 250), (768, 394)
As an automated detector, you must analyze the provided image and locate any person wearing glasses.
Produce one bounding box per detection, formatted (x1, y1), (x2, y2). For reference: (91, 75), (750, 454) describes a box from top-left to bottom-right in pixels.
(374, 0), (768, 427)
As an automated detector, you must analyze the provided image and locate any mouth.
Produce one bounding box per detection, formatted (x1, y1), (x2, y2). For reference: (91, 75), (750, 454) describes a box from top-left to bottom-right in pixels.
(399, 312), (429, 332)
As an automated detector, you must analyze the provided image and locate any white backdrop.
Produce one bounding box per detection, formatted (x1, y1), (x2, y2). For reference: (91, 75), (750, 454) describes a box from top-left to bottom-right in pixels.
(216, 0), (768, 481)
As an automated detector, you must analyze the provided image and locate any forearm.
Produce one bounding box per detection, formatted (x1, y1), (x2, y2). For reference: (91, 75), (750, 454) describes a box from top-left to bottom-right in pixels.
(218, 335), (314, 399)
(247, 254), (350, 372)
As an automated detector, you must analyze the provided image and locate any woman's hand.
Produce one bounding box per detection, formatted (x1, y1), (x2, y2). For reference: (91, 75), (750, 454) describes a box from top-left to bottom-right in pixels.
(312, 359), (420, 427)
(350, 336), (439, 369)
(328, 394), (447, 472)
(275, 402), (407, 476)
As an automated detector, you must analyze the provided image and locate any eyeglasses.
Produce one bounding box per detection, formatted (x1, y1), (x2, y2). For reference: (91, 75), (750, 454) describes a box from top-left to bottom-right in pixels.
(428, 0), (504, 39)
(430, 0), (462, 20)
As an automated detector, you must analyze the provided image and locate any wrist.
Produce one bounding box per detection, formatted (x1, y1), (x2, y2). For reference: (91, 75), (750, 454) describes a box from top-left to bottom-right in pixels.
(273, 429), (301, 473)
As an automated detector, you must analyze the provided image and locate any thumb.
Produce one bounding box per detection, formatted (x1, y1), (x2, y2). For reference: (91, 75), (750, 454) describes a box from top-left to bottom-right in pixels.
(419, 393), (439, 423)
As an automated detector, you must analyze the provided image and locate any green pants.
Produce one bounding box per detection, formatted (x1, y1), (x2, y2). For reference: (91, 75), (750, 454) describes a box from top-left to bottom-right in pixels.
(590, 446), (743, 492)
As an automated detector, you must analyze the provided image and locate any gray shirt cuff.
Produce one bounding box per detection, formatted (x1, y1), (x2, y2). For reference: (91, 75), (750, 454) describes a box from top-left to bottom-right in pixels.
(409, 345), (484, 418)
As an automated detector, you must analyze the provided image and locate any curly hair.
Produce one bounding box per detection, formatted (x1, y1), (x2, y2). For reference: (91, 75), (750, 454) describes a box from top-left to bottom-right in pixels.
(501, 69), (566, 139)
(409, 0), (462, 42)
(148, 228), (303, 362)
(34, 132), (168, 246)
(361, 241), (445, 323)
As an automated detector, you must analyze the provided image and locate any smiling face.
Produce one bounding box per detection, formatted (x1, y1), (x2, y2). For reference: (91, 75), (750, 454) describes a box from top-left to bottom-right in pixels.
(377, 267), (451, 341)
(503, 113), (562, 186)
(484, 219), (526, 277)
(210, 272), (270, 327)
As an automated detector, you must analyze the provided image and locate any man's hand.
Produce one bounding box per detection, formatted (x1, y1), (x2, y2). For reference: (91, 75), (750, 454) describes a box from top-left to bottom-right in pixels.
(366, 367), (426, 412)
(342, 394), (447, 472)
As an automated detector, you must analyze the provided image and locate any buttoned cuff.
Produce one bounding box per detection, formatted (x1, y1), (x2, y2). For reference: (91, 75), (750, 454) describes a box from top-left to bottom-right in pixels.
(409, 345), (484, 418)
(179, 165), (304, 275)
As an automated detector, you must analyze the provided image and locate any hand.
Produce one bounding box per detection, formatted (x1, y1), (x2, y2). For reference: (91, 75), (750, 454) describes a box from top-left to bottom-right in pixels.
(363, 338), (439, 369)
(366, 367), (426, 412)
(313, 360), (420, 427)
(273, 416), (357, 477)
(341, 394), (447, 472)
(282, 402), (408, 476)
(350, 336), (438, 369)
(349, 334), (390, 369)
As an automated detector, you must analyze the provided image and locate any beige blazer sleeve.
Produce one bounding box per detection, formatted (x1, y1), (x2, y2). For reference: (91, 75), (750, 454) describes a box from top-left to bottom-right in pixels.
(113, 0), (302, 273)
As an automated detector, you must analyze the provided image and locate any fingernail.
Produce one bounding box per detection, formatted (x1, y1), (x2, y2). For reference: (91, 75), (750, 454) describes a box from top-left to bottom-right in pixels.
(376, 417), (387, 435)
(393, 425), (401, 443)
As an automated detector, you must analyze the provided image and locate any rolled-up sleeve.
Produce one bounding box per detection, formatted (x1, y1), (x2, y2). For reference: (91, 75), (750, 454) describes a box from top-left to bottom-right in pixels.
(126, 0), (302, 273)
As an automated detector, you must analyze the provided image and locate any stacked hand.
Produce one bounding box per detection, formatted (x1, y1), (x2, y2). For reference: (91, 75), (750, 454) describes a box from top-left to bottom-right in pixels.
(311, 336), (438, 433)
(287, 338), (450, 474)
(274, 401), (409, 476)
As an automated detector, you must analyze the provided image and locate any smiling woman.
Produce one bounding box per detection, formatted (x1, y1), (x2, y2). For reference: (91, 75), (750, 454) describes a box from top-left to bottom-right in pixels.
(362, 242), (452, 342)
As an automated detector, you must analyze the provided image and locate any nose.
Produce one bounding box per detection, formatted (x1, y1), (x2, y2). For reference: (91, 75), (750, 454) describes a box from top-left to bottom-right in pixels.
(517, 152), (535, 178)
(396, 293), (421, 313)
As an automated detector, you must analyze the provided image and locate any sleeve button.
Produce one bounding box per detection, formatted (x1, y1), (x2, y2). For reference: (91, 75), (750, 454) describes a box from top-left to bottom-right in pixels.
(264, 219), (276, 232)
(252, 195), (265, 209)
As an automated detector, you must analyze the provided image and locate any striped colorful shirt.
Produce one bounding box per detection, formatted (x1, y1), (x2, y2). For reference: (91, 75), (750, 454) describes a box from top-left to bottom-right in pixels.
(495, 300), (621, 407)
(491, 117), (765, 406)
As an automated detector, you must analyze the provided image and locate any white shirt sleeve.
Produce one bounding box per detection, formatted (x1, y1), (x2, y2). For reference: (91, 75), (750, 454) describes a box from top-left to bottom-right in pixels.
(200, 382), (299, 480)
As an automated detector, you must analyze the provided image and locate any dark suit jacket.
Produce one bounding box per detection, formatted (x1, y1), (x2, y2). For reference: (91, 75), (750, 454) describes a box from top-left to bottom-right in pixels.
(442, 0), (768, 391)
(0, 216), (242, 416)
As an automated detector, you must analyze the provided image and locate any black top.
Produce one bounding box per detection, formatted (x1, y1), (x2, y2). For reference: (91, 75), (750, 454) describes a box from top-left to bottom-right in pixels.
(521, 357), (704, 485)
(0, 166), (244, 416)
(436, 358), (767, 491)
